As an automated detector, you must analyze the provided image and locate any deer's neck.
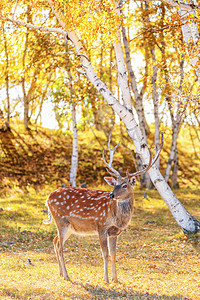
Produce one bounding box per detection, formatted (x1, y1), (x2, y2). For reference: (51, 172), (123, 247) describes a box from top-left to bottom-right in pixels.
(113, 193), (134, 229)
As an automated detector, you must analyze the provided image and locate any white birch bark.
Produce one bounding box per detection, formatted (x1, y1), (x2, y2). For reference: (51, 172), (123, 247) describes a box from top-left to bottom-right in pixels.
(2, 23), (10, 127)
(114, 35), (132, 111)
(164, 57), (185, 184)
(70, 101), (78, 187)
(116, 1), (151, 187)
(171, 148), (179, 188)
(113, 1), (132, 111)
(22, 23), (29, 130)
(121, 26), (148, 140)
(121, 25), (151, 188)
(156, 0), (200, 11)
(164, 125), (179, 182)
(179, 3), (200, 84)
(144, 0), (160, 169)
(64, 35), (78, 187)
(151, 47), (160, 168)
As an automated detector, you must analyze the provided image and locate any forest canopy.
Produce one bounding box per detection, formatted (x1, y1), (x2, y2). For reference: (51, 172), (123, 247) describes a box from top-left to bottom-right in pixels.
(0, 0), (199, 191)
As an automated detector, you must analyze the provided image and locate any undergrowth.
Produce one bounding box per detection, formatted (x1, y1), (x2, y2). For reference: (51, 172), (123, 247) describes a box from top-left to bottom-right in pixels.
(0, 122), (199, 195)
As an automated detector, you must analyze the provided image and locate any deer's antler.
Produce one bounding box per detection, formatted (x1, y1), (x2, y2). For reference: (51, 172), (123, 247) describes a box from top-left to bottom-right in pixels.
(102, 133), (121, 178)
(127, 132), (164, 177)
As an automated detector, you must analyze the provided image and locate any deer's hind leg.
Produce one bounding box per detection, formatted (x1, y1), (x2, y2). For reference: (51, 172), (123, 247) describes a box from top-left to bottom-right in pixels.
(53, 220), (72, 280)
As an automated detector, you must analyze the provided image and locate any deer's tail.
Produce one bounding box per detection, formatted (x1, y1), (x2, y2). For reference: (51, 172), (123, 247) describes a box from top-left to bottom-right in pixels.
(43, 198), (53, 225)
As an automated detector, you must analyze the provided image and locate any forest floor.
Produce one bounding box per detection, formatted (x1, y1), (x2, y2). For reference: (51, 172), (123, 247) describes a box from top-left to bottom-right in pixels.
(0, 186), (200, 300)
(0, 122), (200, 192)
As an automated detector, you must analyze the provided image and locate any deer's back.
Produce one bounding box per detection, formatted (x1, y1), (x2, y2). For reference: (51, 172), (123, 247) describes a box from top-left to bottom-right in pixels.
(47, 187), (114, 233)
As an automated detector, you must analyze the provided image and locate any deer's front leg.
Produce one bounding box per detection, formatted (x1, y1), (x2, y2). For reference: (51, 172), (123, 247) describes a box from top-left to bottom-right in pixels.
(98, 231), (109, 283)
(108, 236), (118, 282)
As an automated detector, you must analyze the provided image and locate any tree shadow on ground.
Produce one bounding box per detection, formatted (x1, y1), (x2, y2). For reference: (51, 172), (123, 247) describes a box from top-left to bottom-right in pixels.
(75, 282), (183, 299)
(1, 285), (185, 300)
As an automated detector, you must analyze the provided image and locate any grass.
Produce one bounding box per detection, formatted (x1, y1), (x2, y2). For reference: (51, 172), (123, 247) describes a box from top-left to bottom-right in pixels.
(0, 186), (200, 299)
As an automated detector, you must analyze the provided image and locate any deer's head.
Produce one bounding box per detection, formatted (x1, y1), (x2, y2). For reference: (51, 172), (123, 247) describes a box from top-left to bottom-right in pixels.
(103, 133), (163, 200)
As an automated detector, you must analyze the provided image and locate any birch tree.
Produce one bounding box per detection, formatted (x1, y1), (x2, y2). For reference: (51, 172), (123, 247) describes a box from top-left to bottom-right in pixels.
(48, 0), (200, 233)
(160, 0), (200, 83)
(2, 22), (10, 127)
(64, 35), (78, 187)
(0, 0), (200, 233)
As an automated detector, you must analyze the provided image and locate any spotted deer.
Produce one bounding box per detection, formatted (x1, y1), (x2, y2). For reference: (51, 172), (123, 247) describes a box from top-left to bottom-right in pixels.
(44, 133), (163, 283)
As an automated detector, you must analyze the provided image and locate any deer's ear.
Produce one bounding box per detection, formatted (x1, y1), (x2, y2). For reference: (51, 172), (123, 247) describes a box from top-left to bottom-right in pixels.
(104, 177), (116, 186)
(129, 177), (136, 187)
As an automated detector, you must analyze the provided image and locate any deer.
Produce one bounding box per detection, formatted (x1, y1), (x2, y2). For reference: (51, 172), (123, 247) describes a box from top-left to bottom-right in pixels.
(44, 132), (163, 283)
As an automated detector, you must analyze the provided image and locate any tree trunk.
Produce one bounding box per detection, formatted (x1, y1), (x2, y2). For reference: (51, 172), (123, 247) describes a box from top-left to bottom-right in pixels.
(151, 47), (160, 168)
(109, 46), (113, 92)
(22, 5), (31, 130)
(179, 5), (200, 84)
(3, 23), (10, 127)
(171, 146), (179, 189)
(70, 100), (78, 187)
(121, 26), (150, 139)
(113, 33), (132, 111)
(119, 7), (151, 187)
(47, 0), (200, 233)
(54, 108), (63, 130)
(65, 35), (78, 187)
(164, 55), (186, 184)
(164, 125), (179, 183)
(35, 71), (53, 125)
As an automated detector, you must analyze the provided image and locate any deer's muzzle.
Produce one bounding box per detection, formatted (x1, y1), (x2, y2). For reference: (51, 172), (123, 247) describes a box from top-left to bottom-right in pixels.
(109, 192), (114, 199)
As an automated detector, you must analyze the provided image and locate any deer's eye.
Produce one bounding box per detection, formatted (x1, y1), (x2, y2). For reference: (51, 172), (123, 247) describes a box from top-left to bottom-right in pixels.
(122, 183), (127, 189)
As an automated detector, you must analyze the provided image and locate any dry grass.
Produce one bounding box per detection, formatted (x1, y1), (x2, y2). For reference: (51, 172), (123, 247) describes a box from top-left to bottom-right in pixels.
(0, 186), (200, 299)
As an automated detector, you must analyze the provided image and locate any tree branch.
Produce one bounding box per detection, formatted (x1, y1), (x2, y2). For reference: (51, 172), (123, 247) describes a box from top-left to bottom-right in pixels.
(0, 14), (66, 35)
(153, 0), (200, 11)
